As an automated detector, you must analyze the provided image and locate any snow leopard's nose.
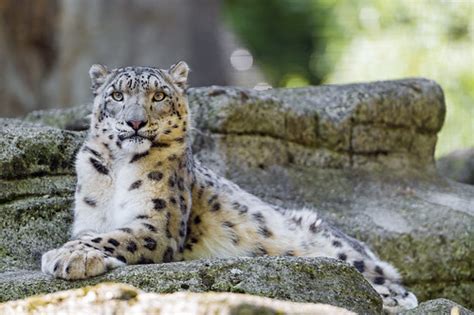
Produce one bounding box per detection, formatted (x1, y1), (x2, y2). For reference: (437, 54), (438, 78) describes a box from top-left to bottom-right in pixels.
(126, 119), (147, 131)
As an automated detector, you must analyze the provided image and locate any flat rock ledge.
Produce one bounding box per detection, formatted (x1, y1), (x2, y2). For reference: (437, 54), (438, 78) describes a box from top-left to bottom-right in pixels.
(26, 78), (446, 172)
(0, 257), (382, 314)
(1, 78), (472, 309)
(0, 282), (356, 315)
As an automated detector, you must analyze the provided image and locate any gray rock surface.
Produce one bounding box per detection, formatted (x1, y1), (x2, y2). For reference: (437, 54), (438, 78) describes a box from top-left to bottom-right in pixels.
(400, 298), (473, 315)
(24, 104), (92, 131)
(437, 148), (474, 185)
(0, 78), (472, 309)
(0, 283), (356, 315)
(0, 257), (381, 314)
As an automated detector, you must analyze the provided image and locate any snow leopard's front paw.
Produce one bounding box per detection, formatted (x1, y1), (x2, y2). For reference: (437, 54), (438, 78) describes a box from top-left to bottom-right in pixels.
(41, 241), (125, 280)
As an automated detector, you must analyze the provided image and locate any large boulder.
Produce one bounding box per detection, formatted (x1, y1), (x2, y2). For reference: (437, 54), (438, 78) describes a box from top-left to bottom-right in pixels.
(0, 119), (82, 271)
(0, 257), (381, 314)
(1, 78), (473, 309)
(0, 282), (356, 315)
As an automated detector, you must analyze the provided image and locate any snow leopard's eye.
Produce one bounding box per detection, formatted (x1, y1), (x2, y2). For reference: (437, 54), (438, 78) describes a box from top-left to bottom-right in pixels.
(111, 91), (124, 102)
(152, 92), (166, 102)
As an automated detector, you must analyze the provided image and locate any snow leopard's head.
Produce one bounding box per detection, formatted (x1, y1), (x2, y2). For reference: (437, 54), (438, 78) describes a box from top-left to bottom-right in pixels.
(88, 61), (190, 154)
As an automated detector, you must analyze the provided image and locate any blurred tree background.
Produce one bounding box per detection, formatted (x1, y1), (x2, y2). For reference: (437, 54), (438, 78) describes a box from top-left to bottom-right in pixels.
(224, 0), (473, 157)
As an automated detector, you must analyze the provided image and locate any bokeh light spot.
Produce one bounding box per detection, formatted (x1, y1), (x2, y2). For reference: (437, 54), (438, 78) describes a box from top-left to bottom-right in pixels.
(230, 49), (253, 71)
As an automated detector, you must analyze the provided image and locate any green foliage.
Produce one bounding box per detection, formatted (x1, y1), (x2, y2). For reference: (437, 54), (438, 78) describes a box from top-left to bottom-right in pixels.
(224, 0), (473, 156)
(224, 0), (339, 86)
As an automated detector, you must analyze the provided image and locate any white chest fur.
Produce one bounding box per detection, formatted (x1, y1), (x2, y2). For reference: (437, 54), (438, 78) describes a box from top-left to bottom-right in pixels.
(108, 164), (148, 229)
(72, 152), (157, 236)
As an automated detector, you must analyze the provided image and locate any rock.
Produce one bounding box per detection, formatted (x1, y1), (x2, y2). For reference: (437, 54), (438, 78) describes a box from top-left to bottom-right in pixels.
(189, 79), (444, 172)
(24, 104), (92, 131)
(0, 119), (84, 179)
(0, 257), (382, 314)
(400, 298), (473, 315)
(28, 79), (445, 171)
(1, 78), (473, 309)
(0, 282), (356, 315)
(437, 148), (474, 185)
(0, 119), (81, 271)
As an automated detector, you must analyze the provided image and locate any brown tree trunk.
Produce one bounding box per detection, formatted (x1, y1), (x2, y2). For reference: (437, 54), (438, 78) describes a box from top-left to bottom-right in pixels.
(0, 0), (59, 116)
(0, 0), (230, 117)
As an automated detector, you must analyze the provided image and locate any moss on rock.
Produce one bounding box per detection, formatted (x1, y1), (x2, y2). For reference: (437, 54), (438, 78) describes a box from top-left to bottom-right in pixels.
(0, 119), (85, 179)
(0, 257), (382, 314)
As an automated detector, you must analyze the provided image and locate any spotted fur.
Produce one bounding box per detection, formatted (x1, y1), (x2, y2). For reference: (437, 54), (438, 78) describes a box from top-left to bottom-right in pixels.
(41, 62), (417, 313)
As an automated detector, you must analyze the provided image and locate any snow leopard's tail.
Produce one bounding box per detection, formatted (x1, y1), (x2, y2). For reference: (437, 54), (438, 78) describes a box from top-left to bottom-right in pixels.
(359, 257), (418, 313)
(324, 224), (418, 313)
(281, 208), (418, 313)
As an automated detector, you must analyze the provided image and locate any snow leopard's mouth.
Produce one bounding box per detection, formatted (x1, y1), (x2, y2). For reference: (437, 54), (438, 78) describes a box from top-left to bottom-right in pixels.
(118, 132), (154, 142)
(127, 135), (146, 142)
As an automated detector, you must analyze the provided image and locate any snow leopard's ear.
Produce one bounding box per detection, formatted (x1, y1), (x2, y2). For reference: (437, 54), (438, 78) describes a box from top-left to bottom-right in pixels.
(168, 61), (189, 91)
(89, 64), (109, 94)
